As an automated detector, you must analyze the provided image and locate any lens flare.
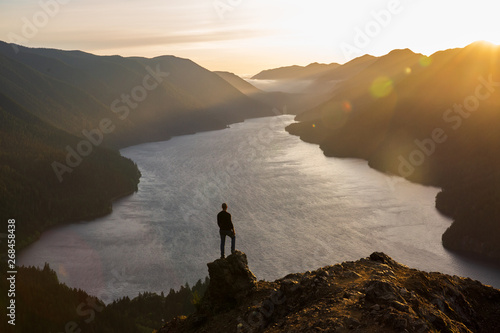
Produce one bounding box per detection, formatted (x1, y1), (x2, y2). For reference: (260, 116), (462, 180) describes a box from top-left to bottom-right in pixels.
(419, 56), (432, 67)
(342, 100), (352, 113)
(370, 76), (393, 98)
(59, 264), (68, 277)
(321, 101), (351, 130)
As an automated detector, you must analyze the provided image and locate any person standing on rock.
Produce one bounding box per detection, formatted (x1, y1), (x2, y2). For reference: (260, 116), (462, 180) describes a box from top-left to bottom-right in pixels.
(217, 203), (236, 259)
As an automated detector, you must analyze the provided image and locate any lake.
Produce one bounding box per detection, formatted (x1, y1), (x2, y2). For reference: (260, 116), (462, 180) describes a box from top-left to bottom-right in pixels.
(19, 115), (500, 303)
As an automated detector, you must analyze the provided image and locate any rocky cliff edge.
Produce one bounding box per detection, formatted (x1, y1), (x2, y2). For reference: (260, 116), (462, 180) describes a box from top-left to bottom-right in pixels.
(158, 251), (500, 333)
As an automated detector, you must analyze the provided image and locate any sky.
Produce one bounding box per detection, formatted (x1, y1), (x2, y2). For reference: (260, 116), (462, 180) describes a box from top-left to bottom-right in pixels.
(1, 0), (500, 75)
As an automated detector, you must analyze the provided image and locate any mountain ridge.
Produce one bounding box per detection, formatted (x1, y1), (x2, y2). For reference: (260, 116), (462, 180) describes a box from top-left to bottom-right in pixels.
(286, 42), (500, 263)
(158, 251), (500, 333)
(0, 41), (274, 148)
(251, 62), (341, 80)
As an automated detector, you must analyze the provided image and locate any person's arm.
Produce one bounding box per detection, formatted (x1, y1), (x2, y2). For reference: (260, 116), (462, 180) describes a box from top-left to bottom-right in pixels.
(230, 214), (235, 234)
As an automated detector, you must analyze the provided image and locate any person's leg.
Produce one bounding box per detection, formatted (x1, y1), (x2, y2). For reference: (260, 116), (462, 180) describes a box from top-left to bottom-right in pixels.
(230, 233), (236, 254)
(220, 232), (226, 258)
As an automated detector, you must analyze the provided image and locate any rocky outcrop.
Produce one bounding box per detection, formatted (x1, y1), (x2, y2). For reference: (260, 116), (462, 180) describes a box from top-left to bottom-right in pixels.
(158, 252), (500, 333)
(204, 251), (257, 308)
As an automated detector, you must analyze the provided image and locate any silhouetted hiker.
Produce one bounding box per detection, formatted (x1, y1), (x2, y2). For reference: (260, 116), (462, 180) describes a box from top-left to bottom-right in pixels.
(217, 203), (235, 259)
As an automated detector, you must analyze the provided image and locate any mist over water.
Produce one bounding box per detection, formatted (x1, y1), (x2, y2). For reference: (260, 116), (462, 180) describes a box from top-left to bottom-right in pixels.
(244, 78), (313, 93)
(19, 116), (500, 302)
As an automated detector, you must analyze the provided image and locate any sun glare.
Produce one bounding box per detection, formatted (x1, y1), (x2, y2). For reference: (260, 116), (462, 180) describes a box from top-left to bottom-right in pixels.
(1, 0), (500, 73)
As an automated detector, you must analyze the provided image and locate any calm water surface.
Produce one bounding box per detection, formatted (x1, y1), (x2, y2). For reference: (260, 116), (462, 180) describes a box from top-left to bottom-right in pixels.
(19, 116), (500, 302)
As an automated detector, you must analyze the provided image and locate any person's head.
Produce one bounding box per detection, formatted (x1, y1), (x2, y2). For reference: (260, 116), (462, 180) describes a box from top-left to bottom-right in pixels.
(222, 203), (227, 211)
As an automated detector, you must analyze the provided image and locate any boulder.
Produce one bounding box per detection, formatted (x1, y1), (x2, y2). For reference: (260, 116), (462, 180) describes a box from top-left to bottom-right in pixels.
(204, 251), (257, 308)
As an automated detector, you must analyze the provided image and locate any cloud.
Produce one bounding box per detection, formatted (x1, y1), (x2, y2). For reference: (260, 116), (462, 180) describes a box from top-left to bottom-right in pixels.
(1, 0), (274, 53)
(41, 27), (269, 53)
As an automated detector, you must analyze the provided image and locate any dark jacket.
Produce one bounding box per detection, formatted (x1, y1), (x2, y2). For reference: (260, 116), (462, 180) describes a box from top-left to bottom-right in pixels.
(217, 210), (233, 230)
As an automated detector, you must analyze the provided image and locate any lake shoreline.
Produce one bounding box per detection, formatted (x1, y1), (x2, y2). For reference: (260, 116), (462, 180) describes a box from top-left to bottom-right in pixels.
(19, 116), (500, 301)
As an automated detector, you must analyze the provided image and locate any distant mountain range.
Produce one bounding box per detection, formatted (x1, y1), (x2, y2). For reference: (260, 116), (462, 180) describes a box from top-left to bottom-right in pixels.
(247, 55), (378, 96)
(287, 41), (500, 263)
(215, 71), (331, 115)
(251, 62), (341, 80)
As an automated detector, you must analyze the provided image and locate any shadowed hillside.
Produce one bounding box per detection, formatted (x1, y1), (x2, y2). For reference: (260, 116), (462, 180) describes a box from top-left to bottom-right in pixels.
(0, 261), (209, 333)
(0, 92), (140, 247)
(0, 42), (273, 148)
(286, 42), (500, 263)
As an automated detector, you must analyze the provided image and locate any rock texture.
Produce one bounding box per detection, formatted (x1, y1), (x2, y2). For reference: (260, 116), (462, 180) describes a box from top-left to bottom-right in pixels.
(205, 251), (257, 308)
(158, 252), (500, 333)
